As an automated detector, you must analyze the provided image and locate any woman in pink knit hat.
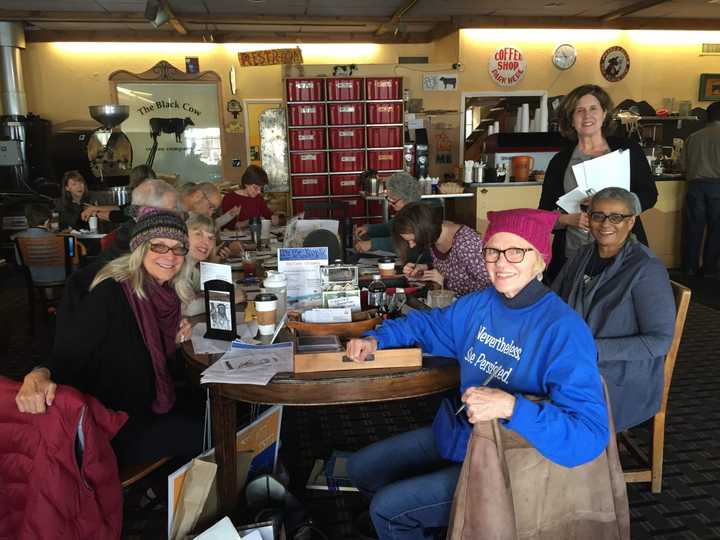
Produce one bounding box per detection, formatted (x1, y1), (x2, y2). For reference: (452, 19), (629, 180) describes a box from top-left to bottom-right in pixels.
(344, 208), (611, 540)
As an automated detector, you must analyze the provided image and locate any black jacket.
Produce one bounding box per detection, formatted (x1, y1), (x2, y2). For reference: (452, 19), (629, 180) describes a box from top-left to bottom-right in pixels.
(539, 136), (658, 277)
(48, 262), (156, 417)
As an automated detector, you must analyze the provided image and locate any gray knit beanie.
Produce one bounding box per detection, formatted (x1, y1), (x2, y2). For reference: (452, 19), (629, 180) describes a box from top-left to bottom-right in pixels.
(130, 207), (188, 252)
(386, 172), (422, 204)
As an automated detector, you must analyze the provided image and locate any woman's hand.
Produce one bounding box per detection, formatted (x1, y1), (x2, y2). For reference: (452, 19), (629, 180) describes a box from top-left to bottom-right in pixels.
(354, 239), (371, 253)
(403, 263), (428, 279)
(16, 368), (57, 414)
(557, 212), (590, 232)
(345, 337), (378, 363)
(461, 386), (516, 423)
(227, 205), (242, 218)
(176, 318), (192, 345)
(81, 205), (100, 221)
(417, 268), (444, 287)
(355, 224), (369, 239)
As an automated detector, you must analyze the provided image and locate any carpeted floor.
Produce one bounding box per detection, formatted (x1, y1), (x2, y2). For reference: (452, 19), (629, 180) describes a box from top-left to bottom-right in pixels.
(2, 263), (719, 539)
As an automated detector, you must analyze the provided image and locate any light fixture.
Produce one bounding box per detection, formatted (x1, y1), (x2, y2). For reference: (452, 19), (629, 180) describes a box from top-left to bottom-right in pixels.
(144, 0), (171, 29)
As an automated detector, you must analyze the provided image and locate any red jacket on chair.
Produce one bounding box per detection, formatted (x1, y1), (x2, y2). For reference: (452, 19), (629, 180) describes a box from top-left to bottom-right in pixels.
(0, 377), (128, 540)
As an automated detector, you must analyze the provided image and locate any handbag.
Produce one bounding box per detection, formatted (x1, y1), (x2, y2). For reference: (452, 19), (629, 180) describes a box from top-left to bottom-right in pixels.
(431, 396), (472, 462)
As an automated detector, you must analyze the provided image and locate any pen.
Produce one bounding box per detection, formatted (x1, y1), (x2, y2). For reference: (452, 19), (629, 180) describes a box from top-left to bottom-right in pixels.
(455, 371), (496, 416)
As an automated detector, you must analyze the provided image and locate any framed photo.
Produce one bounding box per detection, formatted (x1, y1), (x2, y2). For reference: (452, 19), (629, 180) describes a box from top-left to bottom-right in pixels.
(204, 279), (237, 340)
(699, 73), (720, 101)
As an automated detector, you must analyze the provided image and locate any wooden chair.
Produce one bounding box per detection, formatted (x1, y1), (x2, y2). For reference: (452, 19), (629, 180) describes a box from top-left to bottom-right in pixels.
(620, 280), (691, 493)
(120, 457), (171, 489)
(15, 235), (74, 334)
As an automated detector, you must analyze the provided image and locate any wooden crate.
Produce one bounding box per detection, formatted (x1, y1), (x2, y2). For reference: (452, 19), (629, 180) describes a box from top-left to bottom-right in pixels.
(294, 347), (422, 373)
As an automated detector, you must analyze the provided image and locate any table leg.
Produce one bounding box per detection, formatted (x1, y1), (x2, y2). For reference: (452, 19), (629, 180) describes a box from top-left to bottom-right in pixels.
(210, 387), (237, 515)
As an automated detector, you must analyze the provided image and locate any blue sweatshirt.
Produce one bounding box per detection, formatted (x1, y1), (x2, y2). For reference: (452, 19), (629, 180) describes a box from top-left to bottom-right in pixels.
(366, 284), (609, 467)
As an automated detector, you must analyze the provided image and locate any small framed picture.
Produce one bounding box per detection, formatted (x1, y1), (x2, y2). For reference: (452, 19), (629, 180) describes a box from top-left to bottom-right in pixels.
(204, 279), (237, 340)
(699, 73), (720, 101)
(185, 56), (200, 74)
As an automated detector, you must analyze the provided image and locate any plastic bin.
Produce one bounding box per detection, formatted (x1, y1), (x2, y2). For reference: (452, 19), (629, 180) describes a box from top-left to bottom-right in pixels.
(288, 128), (326, 151)
(287, 103), (325, 126)
(286, 78), (324, 101)
(366, 102), (402, 124)
(329, 150), (365, 173)
(291, 175), (328, 196)
(290, 151), (327, 174)
(326, 78), (363, 101)
(327, 102), (364, 125)
(365, 77), (402, 100)
(368, 149), (403, 171)
(330, 174), (360, 195)
(328, 127), (365, 149)
(367, 126), (403, 148)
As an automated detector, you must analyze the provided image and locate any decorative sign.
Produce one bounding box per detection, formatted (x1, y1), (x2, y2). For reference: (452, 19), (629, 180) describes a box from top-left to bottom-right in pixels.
(422, 73), (459, 91)
(488, 46), (527, 87)
(600, 46), (630, 82)
(239, 47), (303, 67)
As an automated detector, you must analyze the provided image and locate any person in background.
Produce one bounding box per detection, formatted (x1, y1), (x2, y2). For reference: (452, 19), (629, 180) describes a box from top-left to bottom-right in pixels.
(100, 179), (179, 261)
(682, 101), (720, 277)
(14, 209), (204, 467)
(394, 202), (490, 296)
(221, 165), (282, 229)
(14, 203), (66, 284)
(345, 209), (609, 539)
(81, 165), (159, 225)
(354, 171), (423, 253)
(539, 84), (657, 281)
(184, 213), (245, 317)
(552, 187), (675, 432)
(57, 170), (91, 230)
(128, 164), (156, 189)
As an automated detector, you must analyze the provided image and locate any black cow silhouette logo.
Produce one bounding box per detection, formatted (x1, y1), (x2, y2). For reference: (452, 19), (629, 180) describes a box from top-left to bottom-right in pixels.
(149, 117), (195, 143)
(439, 76), (457, 89)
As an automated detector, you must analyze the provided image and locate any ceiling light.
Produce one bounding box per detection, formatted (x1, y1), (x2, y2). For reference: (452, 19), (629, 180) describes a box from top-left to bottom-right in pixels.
(144, 0), (171, 29)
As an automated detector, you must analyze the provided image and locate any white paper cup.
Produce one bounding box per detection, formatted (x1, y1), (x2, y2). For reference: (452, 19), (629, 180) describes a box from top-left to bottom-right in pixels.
(255, 293), (278, 336)
(378, 260), (395, 278)
(261, 219), (272, 240)
(88, 215), (98, 232)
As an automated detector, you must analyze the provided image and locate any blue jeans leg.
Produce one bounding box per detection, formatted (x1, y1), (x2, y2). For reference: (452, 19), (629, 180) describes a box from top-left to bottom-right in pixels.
(347, 426), (461, 540)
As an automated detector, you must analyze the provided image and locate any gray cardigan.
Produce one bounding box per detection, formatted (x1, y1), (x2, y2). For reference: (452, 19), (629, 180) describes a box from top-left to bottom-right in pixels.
(551, 241), (675, 432)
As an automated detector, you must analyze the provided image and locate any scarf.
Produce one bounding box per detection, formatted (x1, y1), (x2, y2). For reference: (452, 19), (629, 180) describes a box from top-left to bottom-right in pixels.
(121, 274), (181, 414)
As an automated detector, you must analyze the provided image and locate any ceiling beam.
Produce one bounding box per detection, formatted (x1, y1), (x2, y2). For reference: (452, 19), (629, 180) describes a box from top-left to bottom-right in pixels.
(159, 1), (188, 35)
(429, 21), (458, 41)
(452, 15), (720, 31)
(601, 0), (671, 22)
(375, 0), (420, 36)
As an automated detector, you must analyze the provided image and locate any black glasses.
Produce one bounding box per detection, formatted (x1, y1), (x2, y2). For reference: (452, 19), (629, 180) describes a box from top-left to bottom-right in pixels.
(149, 242), (188, 256)
(588, 212), (633, 224)
(481, 247), (534, 263)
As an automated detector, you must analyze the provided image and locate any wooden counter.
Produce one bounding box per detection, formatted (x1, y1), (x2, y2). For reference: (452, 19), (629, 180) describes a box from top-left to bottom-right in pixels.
(452, 180), (686, 269)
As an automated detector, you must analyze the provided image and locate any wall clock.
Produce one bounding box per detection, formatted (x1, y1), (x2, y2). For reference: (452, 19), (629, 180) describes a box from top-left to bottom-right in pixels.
(600, 46), (630, 82)
(552, 44), (577, 70)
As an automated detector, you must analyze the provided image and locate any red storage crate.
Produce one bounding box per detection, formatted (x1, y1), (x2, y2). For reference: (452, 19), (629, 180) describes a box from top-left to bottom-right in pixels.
(290, 151), (327, 174)
(287, 103), (325, 126)
(368, 149), (403, 171)
(327, 102), (364, 125)
(367, 200), (385, 216)
(329, 150), (365, 173)
(365, 77), (402, 100)
(330, 174), (360, 195)
(288, 128), (326, 151)
(326, 78), (363, 101)
(286, 78), (324, 102)
(292, 197), (329, 218)
(334, 197), (365, 218)
(367, 126), (403, 148)
(291, 174), (327, 197)
(328, 127), (365, 149)
(366, 102), (402, 124)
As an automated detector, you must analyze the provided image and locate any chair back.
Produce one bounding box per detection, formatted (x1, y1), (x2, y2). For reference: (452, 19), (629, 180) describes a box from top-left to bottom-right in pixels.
(303, 229), (343, 262)
(15, 235), (71, 285)
(660, 281), (691, 413)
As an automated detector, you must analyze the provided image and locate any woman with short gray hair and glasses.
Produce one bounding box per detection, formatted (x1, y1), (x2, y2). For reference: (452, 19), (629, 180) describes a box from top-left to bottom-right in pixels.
(552, 187), (675, 432)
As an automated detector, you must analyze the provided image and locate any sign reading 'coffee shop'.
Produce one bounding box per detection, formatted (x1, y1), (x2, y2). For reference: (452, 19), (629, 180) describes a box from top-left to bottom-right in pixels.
(488, 46), (527, 87)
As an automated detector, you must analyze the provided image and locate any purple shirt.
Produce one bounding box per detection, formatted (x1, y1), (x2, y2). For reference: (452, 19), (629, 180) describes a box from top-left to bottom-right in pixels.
(432, 225), (491, 296)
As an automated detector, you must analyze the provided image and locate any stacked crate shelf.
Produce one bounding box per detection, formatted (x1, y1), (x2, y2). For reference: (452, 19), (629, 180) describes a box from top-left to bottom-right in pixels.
(286, 76), (404, 222)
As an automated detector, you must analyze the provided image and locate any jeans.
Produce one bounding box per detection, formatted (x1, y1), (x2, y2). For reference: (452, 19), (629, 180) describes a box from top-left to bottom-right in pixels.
(347, 426), (461, 540)
(684, 180), (720, 273)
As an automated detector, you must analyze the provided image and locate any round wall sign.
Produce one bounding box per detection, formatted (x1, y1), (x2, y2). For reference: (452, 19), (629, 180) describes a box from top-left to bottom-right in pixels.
(600, 46), (630, 82)
(489, 46), (527, 87)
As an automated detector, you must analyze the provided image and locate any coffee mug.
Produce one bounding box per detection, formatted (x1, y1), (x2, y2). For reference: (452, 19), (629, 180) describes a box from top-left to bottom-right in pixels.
(255, 292), (278, 336)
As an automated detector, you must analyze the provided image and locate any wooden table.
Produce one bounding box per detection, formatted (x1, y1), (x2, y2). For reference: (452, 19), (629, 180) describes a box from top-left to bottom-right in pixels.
(182, 344), (459, 514)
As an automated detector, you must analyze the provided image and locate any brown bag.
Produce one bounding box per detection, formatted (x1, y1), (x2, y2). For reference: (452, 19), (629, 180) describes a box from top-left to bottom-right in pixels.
(447, 395), (630, 540)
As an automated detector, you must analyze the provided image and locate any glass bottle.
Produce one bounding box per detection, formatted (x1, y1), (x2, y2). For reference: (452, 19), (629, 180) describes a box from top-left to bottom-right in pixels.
(367, 274), (386, 309)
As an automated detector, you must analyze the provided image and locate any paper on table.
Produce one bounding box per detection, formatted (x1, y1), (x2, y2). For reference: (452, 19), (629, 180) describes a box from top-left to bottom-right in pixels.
(556, 187), (590, 214)
(200, 341), (294, 385)
(190, 317), (258, 354)
(199, 261), (233, 290)
(195, 516), (243, 540)
(301, 307), (352, 323)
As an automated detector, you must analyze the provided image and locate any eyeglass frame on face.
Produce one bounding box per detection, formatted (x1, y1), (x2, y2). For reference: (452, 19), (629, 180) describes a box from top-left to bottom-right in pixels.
(386, 194), (402, 207)
(588, 211), (634, 224)
(149, 242), (189, 256)
(481, 247), (534, 263)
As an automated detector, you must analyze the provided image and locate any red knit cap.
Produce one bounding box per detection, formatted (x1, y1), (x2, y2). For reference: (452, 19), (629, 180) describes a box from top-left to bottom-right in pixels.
(484, 209), (559, 265)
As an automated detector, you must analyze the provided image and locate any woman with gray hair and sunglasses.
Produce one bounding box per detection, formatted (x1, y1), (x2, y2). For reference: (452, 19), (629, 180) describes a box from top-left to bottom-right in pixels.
(552, 187), (675, 432)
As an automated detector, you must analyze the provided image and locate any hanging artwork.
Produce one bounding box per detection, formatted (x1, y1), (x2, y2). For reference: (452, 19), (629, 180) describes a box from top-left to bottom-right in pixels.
(600, 46), (630, 82)
(239, 47), (303, 67)
(488, 46), (527, 87)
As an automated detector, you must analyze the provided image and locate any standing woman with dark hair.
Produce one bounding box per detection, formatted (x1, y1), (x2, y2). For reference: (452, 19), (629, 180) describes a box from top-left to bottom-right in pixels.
(394, 202), (490, 296)
(539, 84), (657, 280)
(57, 170), (92, 230)
(220, 165), (283, 229)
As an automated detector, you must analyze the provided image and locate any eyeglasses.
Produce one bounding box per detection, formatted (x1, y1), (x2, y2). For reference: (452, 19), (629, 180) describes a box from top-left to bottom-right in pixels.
(481, 247), (534, 263)
(588, 212), (634, 224)
(149, 242), (189, 256)
(386, 195), (401, 206)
